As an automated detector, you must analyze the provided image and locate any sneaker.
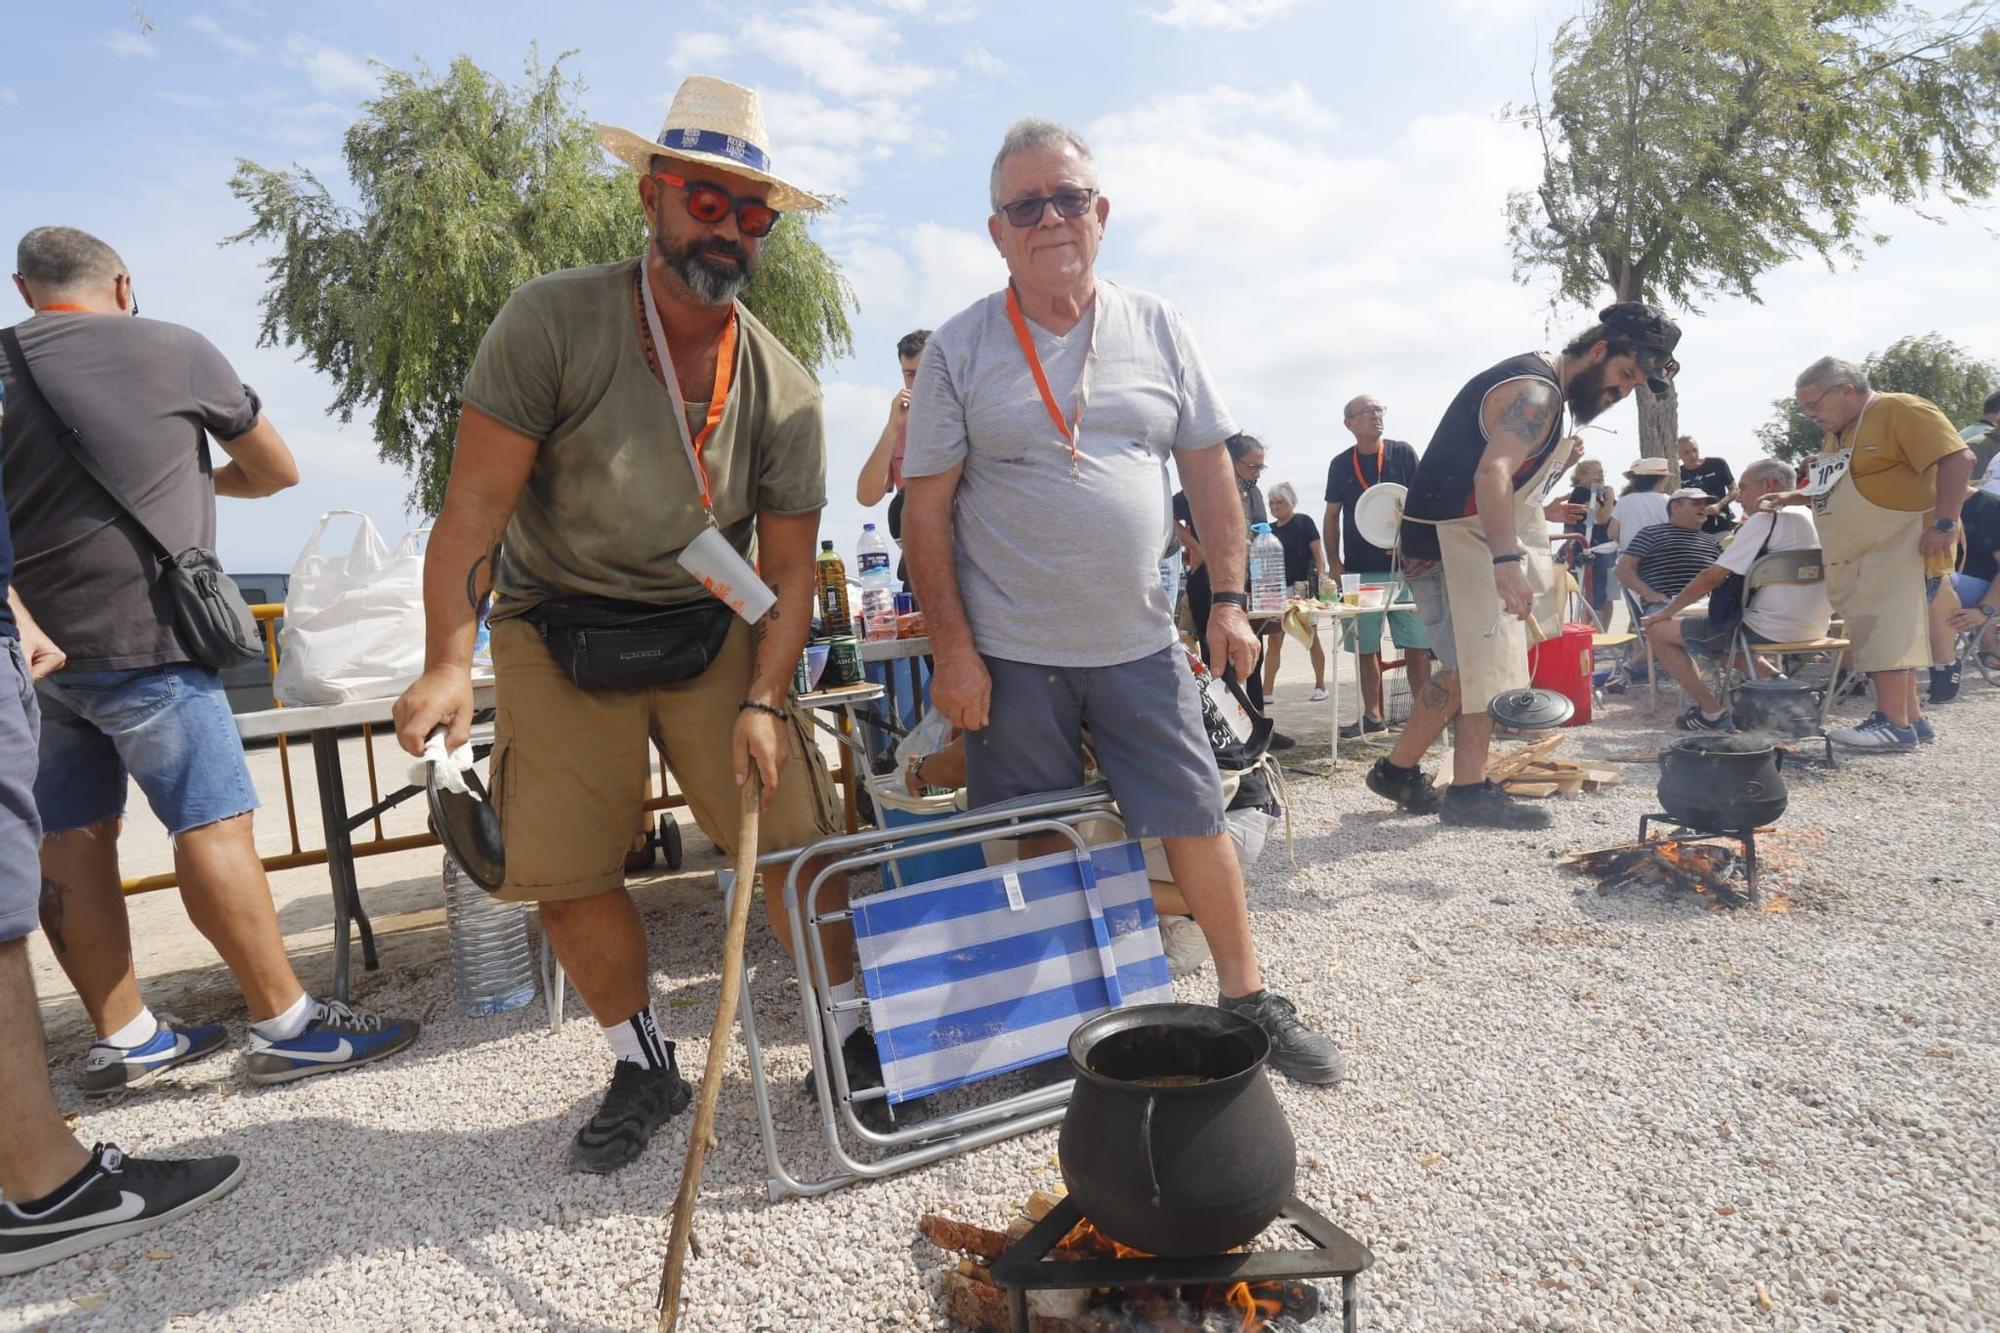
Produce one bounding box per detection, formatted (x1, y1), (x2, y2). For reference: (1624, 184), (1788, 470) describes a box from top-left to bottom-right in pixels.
(1673, 706), (1735, 733)
(0, 1143), (244, 1277)
(244, 1000), (419, 1085)
(1218, 989), (1344, 1086)
(81, 1016), (228, 1099)
(568, 1059), (693, 1174)
(1439, 780), (1553, 830)
(1603, 668), (1630, 696)
(804, 1028), (929, 1133)
(1337, 715), (1388, 739)
(1828, 715), (1917, 753)
(1365, 757), (1443, 814)
(1308, 686), (1328, 703)
(1912, 714), (1936, 745)
(1927, 662), (1961, 705)
(1267, 731), (1298, 753)
(1159, 916), (1213, 980)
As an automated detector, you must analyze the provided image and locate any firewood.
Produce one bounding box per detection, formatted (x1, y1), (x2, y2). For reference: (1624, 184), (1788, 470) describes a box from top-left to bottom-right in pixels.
(1487, 736), (1563, 781)
(941, 1270), (1013, 1333)
(921, 1214), (1013, 1261)
(1025, 1190), (1066, 1221)
(1503, 781), (1559, 797)
(956, 1257), (994, 1284)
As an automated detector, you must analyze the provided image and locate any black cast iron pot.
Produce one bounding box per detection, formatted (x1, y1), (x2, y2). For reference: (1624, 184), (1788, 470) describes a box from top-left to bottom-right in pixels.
(1657, 735), (1788, 832)
(1731, 678), (1823, 738)
(1059, 1003), (1295, 1257)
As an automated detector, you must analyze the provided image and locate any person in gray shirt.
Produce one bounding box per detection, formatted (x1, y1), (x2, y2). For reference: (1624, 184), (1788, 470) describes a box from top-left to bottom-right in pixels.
(902, 118), (1343, 1086)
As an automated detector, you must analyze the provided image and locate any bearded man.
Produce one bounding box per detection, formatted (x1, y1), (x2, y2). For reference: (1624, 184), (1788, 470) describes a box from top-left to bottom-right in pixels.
(393, 76), (862, 1173)
(1366, 304), (1681, 829)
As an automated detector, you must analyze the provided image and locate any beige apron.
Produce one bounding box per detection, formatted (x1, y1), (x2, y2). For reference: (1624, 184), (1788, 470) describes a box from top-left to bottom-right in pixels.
(1413, 437), (1567, 713)
(1814, 461), (1928, 674)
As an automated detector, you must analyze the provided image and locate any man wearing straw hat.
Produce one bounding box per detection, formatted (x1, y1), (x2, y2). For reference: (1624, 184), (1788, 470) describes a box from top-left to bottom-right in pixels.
(395, 76), (865, 1173)
(901, 117), (1345, 1086)
(1365, 304), (1680, 829)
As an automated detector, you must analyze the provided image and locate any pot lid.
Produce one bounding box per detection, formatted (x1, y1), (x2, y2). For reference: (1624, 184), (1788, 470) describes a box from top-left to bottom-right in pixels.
(1488, 687), (1575, 731)
(428, 768), (507, 891)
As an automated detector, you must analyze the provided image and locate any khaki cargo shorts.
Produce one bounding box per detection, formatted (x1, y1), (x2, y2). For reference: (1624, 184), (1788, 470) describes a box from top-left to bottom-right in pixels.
(486, 615), (839, 902)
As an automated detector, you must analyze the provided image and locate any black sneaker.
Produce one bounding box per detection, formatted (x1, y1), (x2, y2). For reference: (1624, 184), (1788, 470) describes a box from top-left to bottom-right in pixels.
(1267, 731), (1298, 752)
(804, 1028), (929, 1133)
(1218, 990), (1344, 1086)
(1440, 780), (1553, 830)
(1928, 662), (1961, 705)
(1673, 706), (1735, 733)
(81, 1015), (229, 1099)
(0, 1143), (244, 1276)
(1338, 715), (1388, 739)
(1365, 757), (1443, 814)
(567, 1058), (692, 1174)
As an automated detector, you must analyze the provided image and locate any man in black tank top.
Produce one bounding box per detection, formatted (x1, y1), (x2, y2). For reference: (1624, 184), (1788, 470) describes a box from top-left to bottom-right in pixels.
(1367, 302), (1681, 829)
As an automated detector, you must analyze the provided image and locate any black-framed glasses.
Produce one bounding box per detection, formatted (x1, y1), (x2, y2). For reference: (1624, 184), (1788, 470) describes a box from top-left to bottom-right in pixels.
(996, 188), (1098, 229)
(652, 171), (781, 238)
(1798, 385), (1844, 414)
(1344, 405), (1385, 420)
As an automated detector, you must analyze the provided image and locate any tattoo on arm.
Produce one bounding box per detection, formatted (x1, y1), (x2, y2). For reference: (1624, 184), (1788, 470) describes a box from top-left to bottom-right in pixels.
(1497, 388), (1554, 446)
(464, 541), (504, 612)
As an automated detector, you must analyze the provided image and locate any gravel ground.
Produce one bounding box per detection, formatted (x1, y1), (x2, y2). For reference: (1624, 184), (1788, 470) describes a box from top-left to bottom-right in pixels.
(5, 682), (1996, 1332)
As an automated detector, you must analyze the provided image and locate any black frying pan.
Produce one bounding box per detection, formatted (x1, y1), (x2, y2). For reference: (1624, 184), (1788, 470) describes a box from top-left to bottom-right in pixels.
(424, 729), (507, 892)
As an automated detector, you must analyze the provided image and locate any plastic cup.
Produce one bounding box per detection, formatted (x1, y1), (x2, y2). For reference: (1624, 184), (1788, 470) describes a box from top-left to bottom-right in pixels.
(678, 527), (776, 622)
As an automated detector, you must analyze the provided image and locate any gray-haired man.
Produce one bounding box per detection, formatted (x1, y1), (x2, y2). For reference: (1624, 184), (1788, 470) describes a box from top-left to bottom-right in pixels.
(900, 117), (1343, 1085)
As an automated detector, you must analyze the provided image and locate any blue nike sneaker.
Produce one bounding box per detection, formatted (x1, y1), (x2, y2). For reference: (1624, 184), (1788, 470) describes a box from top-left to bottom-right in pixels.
(81, 1017), (229, 1099)
(244, 1000), (419, 1085)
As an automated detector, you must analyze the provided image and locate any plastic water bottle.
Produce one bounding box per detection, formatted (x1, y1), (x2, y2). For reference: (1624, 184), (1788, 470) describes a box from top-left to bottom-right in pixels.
(442, 852), (536, 1018)
(1249, 523), (1287, 614)
(857, 523), (898, 642)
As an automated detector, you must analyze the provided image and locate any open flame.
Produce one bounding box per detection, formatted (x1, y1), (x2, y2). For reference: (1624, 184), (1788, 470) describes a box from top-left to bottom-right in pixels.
(1052, 1221), (1297, 1330)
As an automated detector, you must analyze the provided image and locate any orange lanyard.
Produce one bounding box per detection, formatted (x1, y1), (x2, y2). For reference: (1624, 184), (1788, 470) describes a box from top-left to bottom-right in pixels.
(1004, 283), (1096, 481)
(639, 266), (737, 514)
(1351, 446), (1382, 491)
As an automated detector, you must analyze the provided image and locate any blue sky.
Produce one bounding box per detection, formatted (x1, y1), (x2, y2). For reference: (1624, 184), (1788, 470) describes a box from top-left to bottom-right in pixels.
(5, 1), (1996, 572)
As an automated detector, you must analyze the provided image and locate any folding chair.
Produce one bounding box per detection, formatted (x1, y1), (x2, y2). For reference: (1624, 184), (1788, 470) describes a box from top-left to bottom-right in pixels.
(737, 783), (1173, 1201)
(1719, 547), (1851, 757)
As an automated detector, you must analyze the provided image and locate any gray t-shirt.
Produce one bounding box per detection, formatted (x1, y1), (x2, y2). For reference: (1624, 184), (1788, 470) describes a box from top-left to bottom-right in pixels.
(902, 281), (1234, 667)
(0, 313), (260, 670)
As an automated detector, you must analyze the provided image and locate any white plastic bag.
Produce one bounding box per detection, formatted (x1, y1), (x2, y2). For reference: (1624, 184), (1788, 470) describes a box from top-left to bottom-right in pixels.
(273, 510), (430, 705)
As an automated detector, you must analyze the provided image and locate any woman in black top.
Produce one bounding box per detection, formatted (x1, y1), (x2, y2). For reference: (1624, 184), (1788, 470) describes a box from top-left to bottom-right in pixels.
(1677, 436), (1737, 534)
(1261, 483), (1327, 698)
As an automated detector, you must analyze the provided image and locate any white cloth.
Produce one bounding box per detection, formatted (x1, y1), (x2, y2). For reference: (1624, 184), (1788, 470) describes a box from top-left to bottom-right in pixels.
(1612, 491), (1670, 552)
(1980, 451), (2000, 498)
(1720, 511), (1832, 644)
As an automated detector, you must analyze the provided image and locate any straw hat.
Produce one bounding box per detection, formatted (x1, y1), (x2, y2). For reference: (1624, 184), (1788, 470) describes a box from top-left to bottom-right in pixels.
(595, 75), (825, 214)
(1626, 457), (1671, 477)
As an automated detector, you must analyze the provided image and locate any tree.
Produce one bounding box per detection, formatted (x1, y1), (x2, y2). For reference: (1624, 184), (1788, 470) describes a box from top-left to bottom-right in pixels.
(1508, 0), (2000, 469)
(1756, 332), (1999, 463)
(228, 53), (855, 514)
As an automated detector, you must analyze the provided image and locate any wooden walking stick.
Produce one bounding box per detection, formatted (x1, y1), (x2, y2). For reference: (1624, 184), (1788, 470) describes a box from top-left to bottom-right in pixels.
(656, 775), (761, 1331)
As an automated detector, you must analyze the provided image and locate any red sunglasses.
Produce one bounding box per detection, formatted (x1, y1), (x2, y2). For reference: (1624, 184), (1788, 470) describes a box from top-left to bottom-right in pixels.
(652, 172), (781, 238)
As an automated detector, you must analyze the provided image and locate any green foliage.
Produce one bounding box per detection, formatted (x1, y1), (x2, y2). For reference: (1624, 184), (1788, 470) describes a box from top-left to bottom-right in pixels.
(1757, 332), (1999, 463)
(228, 52), (855, 515)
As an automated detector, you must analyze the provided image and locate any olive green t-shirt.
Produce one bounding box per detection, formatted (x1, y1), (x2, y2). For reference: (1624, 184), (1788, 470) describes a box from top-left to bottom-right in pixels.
(462, 257), (826, 618)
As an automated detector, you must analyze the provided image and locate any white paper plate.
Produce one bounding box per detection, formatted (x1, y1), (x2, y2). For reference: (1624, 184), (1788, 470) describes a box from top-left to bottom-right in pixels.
(1353, 482), (1408, 551)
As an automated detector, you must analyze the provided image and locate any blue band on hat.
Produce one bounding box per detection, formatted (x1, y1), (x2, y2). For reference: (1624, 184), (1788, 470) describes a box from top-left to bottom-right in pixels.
(654, 126), (770, 174)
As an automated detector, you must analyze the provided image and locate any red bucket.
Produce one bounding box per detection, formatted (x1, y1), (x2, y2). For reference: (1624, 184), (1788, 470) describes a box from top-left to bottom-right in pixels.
(1528, 621), (1596, 727)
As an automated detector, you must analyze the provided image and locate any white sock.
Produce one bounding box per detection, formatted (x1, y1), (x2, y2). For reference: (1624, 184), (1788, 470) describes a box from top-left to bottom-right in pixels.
(604, 1004), (674, 1070)
(252, 992), (317, 1043)
(829, 979), (863, 1043)
(1702, 706), (1728, 722)
(102, 1006), (159, 1049)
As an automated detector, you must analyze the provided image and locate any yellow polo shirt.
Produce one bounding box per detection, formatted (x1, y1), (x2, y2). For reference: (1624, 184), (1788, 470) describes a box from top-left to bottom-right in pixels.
(1820, 392), (1971, 512)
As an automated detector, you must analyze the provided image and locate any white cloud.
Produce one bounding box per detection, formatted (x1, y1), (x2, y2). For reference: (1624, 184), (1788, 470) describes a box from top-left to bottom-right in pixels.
(1441, 0), (1564, 37)
(187, 14), (262, 59)
(961, 42), (1009, 76)
(1149, 0), (1301, 31)
(746, 4), (943, 101)
(671, 31), (735, 68)
(102, 27), (158, 59)
(286, 40), (378, 97)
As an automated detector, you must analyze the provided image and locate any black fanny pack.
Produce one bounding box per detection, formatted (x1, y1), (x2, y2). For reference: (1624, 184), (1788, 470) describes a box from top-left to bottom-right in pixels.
(525, 595), (734, 691)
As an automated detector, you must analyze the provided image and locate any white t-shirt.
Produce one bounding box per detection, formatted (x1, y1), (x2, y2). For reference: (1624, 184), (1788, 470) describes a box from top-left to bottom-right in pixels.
(1721, 510), (1831, 644)
(1979, 450), (2000, 497)
(1612, 490), (1670, 551)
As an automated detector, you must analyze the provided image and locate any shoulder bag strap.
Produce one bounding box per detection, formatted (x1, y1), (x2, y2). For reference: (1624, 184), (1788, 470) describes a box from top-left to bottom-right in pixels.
(1, 325), (176, 564)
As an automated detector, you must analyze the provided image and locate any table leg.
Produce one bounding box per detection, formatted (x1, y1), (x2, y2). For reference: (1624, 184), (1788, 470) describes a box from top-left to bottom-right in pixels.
(1328, 627), (1344, 771)
(311, 729), (368, 1003)
(837, 707), (858, 833)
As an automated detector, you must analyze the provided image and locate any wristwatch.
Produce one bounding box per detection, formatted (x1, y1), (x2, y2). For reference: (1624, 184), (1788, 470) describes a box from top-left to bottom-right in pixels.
(1212, 590), (1250, 610)
(1932, 516), (1959, 533)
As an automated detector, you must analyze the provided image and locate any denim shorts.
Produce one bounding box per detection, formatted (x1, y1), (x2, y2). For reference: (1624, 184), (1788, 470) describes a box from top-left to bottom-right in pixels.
(1406, 568), (1457, 671)
(1, 639), (43, 944)
(967, 644), (1225, 840)
(34, 662), (258, 837)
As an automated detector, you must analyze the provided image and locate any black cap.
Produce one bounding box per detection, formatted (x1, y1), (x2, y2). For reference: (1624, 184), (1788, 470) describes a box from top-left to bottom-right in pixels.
(1597, 301), (1682, 394)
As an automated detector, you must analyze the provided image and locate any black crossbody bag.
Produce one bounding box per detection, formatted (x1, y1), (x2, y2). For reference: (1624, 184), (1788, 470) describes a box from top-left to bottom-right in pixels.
(525, 594), (734, 691)
(1, 327), (264, 670)
(1704, 514), (1778, 635)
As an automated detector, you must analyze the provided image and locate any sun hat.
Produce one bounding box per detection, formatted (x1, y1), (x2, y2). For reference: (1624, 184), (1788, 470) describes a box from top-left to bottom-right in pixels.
(595, 75), (826, 214)
(1626, 457), (1671, 477)
(1668, 487), (1709, 503)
